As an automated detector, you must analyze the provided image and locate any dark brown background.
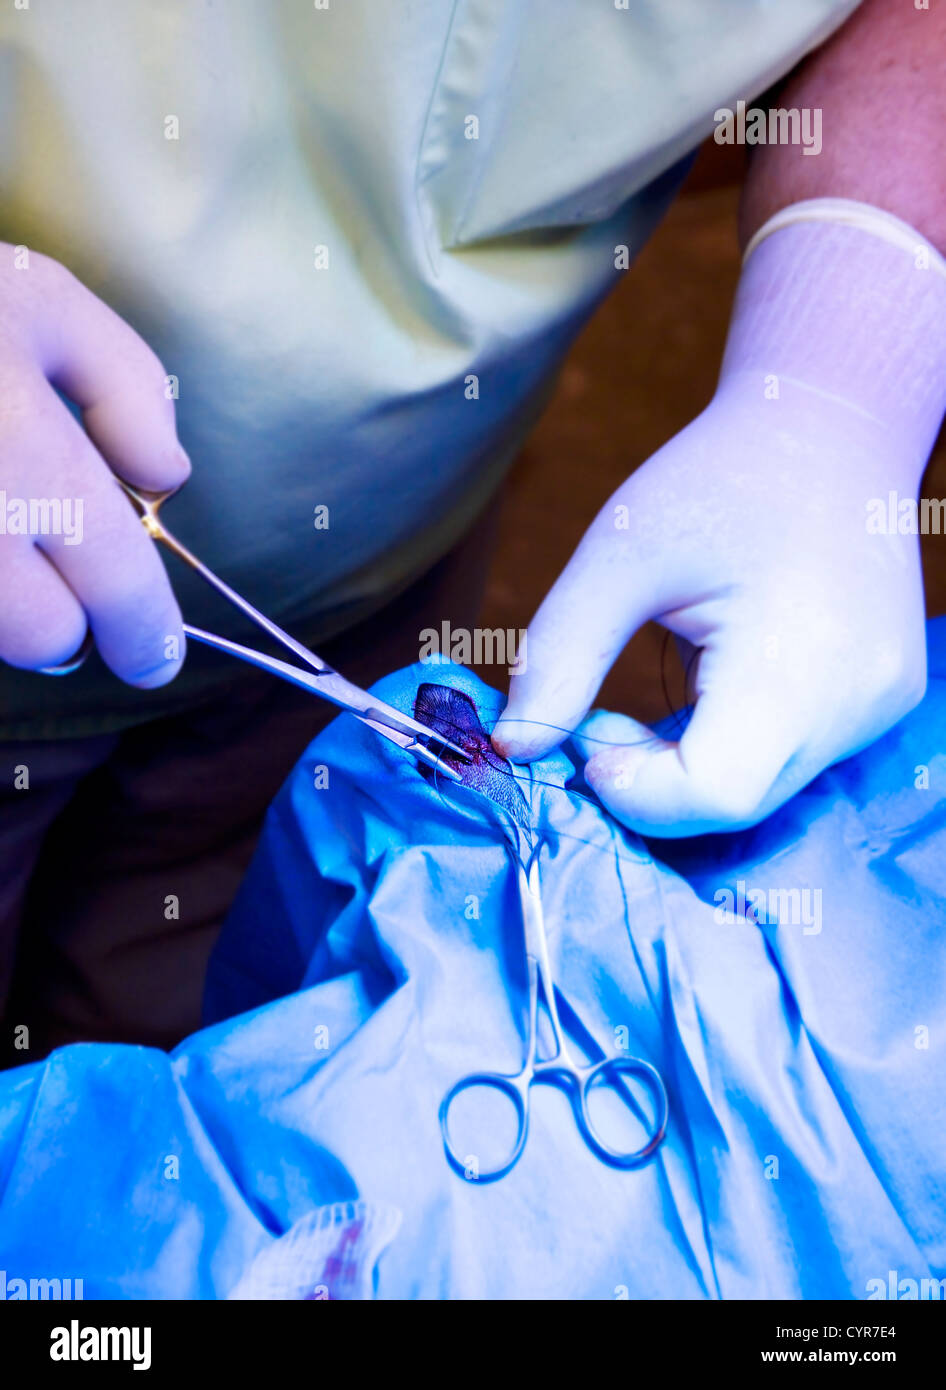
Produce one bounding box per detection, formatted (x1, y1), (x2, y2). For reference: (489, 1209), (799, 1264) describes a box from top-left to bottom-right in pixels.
(476, 142), (946, 721)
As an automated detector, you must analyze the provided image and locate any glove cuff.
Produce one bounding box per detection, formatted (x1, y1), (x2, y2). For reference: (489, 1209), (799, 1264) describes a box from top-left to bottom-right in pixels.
(743, 197), (946, 278)
(720, 197), (946, 481)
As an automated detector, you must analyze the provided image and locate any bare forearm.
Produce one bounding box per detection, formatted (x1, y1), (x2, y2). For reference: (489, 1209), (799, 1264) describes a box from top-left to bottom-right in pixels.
(740, 0), (946, 251)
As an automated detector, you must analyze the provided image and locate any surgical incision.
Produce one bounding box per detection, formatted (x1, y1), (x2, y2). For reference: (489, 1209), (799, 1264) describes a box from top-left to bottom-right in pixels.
(413, 684), (529, 824)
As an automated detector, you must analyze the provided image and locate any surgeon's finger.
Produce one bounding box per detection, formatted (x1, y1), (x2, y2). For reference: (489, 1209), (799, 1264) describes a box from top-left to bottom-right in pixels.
(39, 258), (190, 490)
(581, 676), (804, 837)
(573, 709), (665, 764)
(0, 542), (88, 671)
(492, 535), (658, 762)
(35, 403), (186, 688)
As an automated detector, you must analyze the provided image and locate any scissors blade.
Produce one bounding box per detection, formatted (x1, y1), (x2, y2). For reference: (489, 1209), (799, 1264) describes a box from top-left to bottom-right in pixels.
(183, 624), (468, 780)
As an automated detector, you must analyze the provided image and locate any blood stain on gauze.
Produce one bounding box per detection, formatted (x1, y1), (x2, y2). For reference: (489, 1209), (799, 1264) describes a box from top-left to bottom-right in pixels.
(413, 683), (530, 826)
(307, 1218), (364, 1299)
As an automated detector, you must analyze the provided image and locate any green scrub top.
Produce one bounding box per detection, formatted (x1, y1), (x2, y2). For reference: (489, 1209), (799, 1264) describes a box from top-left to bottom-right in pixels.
(0, 0), (860, 737)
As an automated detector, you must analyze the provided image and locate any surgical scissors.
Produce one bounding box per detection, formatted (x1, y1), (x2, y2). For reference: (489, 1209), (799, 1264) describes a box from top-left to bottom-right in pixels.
(109, 480), (471, 782)
(439, 836), (669, 1182)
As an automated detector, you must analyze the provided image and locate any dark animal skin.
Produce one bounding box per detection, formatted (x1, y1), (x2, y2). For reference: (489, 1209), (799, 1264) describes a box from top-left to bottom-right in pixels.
(413, 683), (530, 825)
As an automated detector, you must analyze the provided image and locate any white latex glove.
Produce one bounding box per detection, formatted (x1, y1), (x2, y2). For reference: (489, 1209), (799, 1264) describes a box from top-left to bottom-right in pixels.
(494, 200), (946, 836)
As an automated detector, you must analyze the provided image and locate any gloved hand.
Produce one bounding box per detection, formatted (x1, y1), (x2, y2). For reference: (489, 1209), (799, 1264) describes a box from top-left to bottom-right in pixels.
(494, 201), (946, 836)
(0, 248), (189, 685)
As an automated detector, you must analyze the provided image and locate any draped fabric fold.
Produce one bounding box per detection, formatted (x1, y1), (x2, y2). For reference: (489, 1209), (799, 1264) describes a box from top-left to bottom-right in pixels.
(0, 624), (943, 1299)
